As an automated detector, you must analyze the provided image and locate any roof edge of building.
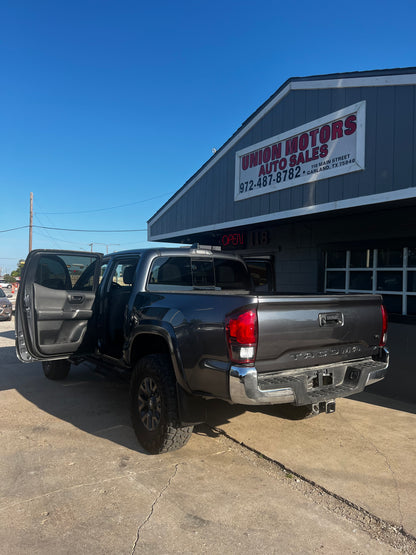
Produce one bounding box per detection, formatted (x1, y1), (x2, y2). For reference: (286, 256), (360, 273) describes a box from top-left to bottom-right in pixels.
(148, 67), (416, 236)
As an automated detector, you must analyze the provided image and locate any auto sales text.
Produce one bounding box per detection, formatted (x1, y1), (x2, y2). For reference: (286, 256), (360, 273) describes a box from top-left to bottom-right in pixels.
(240, 114), (357, 177)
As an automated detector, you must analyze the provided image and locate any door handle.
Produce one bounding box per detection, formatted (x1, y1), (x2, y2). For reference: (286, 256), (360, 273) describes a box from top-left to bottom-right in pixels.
(318, 312), (344, 327)
(68, 294), (84, 304)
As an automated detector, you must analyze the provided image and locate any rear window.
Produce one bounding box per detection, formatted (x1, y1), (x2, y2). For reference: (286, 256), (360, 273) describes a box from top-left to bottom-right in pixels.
(147, 256), (250, 291)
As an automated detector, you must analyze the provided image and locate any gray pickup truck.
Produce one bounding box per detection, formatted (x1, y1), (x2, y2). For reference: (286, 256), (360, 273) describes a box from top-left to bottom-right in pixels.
(15, 246), (389, 454)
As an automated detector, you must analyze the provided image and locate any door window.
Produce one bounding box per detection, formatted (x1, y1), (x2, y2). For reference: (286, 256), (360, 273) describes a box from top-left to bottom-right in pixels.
(34, 253), (99, 291)
(107, 260), (138, 291)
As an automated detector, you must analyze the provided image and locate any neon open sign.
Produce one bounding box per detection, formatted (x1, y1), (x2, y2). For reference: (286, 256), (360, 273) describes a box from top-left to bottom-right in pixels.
(221, 232), (245, 247)
(220, 229), (270, 249)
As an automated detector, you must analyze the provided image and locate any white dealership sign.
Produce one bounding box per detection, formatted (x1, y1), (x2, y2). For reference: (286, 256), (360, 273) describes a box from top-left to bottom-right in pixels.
(235, 101), (366, 201)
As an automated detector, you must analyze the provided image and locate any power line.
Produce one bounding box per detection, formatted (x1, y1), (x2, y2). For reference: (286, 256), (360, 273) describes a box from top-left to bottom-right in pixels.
(35, 206), (96, 249)
(1, 224), (147, 233)
(33, 229), (87, 248)
(0, 225), (28, 233)
(35, 213), (100, 249)
(33, 226), (145, 249)
(35, 192), (174, 215)
(34, 213), (60, 249)
(35, 225), (147, 232)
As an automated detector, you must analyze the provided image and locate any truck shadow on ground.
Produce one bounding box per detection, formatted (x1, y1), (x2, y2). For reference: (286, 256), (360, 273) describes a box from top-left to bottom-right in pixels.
(1, 347), (143, 453)
(1, 345), (415, 456)
(350, 390), (416, 414)
(1, 346), (320, 453)
(0, 329), (14, 340)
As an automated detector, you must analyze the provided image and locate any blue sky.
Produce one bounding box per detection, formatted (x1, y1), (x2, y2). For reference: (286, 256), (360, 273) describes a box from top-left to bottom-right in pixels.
(0, 0), (415, 274)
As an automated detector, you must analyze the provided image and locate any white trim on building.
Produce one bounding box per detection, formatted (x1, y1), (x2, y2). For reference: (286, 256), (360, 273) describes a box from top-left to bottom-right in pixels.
(149, 186), (416, 242)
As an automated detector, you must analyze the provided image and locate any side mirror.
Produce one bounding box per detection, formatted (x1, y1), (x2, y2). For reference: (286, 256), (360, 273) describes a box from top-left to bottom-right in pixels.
(7, 293), (12, 298)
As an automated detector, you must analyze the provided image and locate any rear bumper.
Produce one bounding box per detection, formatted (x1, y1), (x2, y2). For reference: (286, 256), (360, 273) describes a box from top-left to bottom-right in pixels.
(229, 348), (389, 406)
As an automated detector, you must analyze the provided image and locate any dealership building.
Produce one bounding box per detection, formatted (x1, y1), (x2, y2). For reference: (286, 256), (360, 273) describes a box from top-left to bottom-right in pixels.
(148, 67), (416, 402)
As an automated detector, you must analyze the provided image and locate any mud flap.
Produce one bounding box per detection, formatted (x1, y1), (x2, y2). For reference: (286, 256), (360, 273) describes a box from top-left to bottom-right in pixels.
(176, 385), (208, 426)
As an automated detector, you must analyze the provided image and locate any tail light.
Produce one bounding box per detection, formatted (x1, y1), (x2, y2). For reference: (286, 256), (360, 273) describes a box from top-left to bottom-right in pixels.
(226, 309), (258, 364)
(379, 305), (388, 347)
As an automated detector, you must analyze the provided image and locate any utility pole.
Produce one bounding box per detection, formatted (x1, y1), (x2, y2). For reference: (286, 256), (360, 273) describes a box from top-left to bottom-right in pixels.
(93, 243), (120, 254)
(29, 192), (33, 253)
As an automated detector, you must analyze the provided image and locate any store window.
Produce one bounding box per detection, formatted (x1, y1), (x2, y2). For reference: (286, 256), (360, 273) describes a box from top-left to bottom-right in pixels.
(244, 258), (275, 292)
(324, 247), (416, 316)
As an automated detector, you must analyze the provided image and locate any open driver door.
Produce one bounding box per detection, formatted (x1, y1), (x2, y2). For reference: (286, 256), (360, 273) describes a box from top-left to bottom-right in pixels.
(15, 250), (103, 363)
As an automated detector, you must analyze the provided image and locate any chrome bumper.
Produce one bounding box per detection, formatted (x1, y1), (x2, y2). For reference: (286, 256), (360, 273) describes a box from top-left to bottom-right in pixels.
(229, 366), (295, 405)
(229, 349), (389, 406)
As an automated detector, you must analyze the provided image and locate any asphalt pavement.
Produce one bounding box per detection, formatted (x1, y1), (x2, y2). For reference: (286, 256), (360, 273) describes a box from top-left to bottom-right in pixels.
(1, 317), (415, 554)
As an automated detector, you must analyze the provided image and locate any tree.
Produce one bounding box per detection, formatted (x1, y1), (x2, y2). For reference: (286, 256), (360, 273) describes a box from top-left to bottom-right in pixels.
(6, 260), (25, 282)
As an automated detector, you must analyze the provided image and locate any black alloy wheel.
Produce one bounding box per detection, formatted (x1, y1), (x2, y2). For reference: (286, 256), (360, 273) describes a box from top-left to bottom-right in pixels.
(130, 354), (193, 454)
(138, 376), (162, 432)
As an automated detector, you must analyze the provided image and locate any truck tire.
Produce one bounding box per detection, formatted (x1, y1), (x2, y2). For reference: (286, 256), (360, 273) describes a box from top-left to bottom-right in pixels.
(130, 354), (193, 454)
(42, 360), (71, 380)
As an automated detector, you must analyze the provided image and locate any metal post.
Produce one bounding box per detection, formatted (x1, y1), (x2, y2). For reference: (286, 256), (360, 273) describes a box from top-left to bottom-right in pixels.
(29, 192), (33, 253)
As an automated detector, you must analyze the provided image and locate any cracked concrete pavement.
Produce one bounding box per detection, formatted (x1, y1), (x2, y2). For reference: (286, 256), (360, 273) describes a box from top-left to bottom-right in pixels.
(204, 393), (416, 537)
(1, 318), (416, 553)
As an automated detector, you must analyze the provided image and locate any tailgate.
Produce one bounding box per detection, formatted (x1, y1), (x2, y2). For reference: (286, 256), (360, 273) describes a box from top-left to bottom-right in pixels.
(255, 294), (384, 373)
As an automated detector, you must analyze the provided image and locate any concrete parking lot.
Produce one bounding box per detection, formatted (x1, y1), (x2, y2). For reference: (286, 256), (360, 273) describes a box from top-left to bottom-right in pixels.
(1, 317), (415, 554)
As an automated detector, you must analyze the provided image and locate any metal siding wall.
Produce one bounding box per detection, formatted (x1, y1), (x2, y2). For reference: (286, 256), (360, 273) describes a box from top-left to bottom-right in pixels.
(216, 160), (229, 224)
(196, 174), (214, 225)
(359, 87), (377, 197)
(189, 181), (198, 228)
(290, 183), (302, 209)
(304, 89), (320, 121)
(268, 93), (282, 219)
(279, 188), (291, 212)
(376, 86), (395, 192)
(304, 90), (326, 205)
(282, 93), (295, 133)
(292, 89), (307, 128)
(330, 87), (347, 112)
(149, 80), (416, 238)
(394, 86), (414, 188)
(414, 87), (416, 188)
